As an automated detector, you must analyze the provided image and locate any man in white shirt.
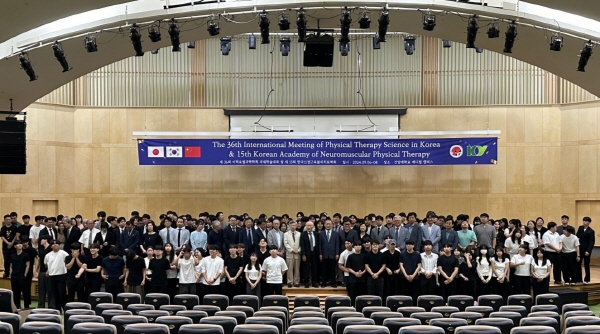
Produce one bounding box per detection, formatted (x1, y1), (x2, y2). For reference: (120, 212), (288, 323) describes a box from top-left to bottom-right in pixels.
(561, 226), (580, 285)
(174, 247), (200, 294)
(419, 240), (438, 295)
(283, 221), (301, 288)
(542, 221), (563, 284)
(173, 217), (191, 253)
(201, 245), (224, 294)
(159, 217), (176, 246)
(79, 220), (100, 256)
(338, 240), (354, 296)
(262, 245), (288, 296)
(28, 215), (44, 249)
(44, 240), (68, 312)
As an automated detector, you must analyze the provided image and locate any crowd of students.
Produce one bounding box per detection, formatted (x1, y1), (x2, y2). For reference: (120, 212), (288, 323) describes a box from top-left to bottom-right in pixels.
(0, 210), (595, 311)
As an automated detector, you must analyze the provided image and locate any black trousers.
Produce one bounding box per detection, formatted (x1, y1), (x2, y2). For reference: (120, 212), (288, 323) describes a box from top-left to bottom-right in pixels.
(265, 283), (283, 296)
(544, 251), (561, 283)
(2, 247), (12, 277)
(400, 276), (420, 304)
(532, 276), (549, 299)
(384, 273), (399, 299)
(152, 285), (168, 294)
(302, 254), (319, 285)
(225, 280), (242, 303)
(477, 275), (494, 297)
(105, 278), (123, 301)
(513, 275), (531, 295)
(420, 275), (437, 295)
(577, 254), (591, 282)
(85, 277), (103, 302)
(23, 275), (33, 308)
(438, 276), (456, 302)
(11, 278), (25, 308)
(367, 276), (384, 300)
(493, 277), (511, 303)
(67, 278), (85, 302)
(48, 274), (67, 312)
(347, 279), (366, 306)
(321, 258), (336, 285)
(561, 252), (578, 284)
(167, 278), (178, 303)
(38, 271), (48, 308)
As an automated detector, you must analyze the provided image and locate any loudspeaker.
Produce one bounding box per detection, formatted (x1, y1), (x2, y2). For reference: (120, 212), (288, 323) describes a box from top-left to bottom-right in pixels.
(0, 119), (26, 174)
(303, 34), (334, 67)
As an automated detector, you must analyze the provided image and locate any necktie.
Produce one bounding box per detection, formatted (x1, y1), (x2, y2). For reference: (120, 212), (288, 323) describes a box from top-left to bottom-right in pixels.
(66, 228), (70, 240)
(309, 232), (314, 250)
(50, 228), (55, 240)
(327, 230), (330, 242)
(88, 230), (93, 248)
(276, 233), (280, 249)
(378, 227), (380, 235)
(248, 229), (252, 244)
(178, 229), (182, 246)
(292, 232), (296, 242)
(167, 228), (171, 244)
(233, 227), (236, 233)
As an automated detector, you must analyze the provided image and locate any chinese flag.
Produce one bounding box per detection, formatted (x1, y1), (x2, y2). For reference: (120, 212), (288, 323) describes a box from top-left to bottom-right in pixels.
(184, 146), (201, 158)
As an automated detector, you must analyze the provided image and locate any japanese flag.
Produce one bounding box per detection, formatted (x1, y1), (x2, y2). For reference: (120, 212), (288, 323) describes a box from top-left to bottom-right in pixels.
(166, 146), (183, 158)
(148, 146), (164, 158)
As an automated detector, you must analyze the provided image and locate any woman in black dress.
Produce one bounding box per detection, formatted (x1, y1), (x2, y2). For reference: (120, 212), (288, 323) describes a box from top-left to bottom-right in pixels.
(140, 222), (162, 256)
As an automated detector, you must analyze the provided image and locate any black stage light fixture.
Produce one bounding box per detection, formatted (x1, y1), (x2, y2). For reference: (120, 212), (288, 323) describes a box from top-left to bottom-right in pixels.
(280, 37), (291, 56)
(372, 34), (381, 49)
(442, 40), (451, 48)
(466, 15), (478, 48)
(279, 14), (290, 30)
(84, 35), (98, 52)
(207, 19), (220, 37)
(52, 41), (72, 72)
(404, 35), (416, 55)
(259, 11), (270, 44)
(148, 23), (162, 42)
(358, 12), (371, 29)
(130, 24), (144, 56)
(487, 22), (500, 38)
(503, 21), (517, 53)
(19, 52), (37, 81)
(423, 13), (436, 31)
(220, 36), (232, 55)
(340, 41), (350, 56)
(577, 40), (594, 72)
(168, 19), (181, 51)
(340, 7), (352, 44)
(188, 41), (196, 49)
(377, 9), (390, 42)
(248, 34), (256, 49)
(151, 49), (159, 54)
(297, 10), (307, 42)
(550, 34), (563, 51)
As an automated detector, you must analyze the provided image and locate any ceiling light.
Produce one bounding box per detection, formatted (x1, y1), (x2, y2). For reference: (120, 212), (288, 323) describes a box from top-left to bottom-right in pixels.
(148, 23), (162, 42)
(19, 52), (37, 81)
(487, 22), (500, 38)
(168, 19), (181, 52)
(280, 37), (291, 56)
(187, 41), (196, 49)
(207, 19), (220, 37)
(297, 10), (307, 42)
(550, 34), (563, 51)
(466, 15), (478, 48)
(259, 11), (270, 44)
(84, 35), (98, 53)
(340, 41), (350, 56)
(503, 21), (517, 53)
(220, 37), (232, 55)
(130, 24), (144, 57)
(423, 13), (436, 31)
(151, 49), (159, 55)
(248, 34), (256, 49)
(358, 12), (371, 29)
(377, 9), (390, 42)
(51, 41), (72, 72)
(404, 35), (416, 55)
(476, 47), (484, 53)
(577, 40), (594, 72)
(340, 7), (352, 44)
(278, 14), (290, 30)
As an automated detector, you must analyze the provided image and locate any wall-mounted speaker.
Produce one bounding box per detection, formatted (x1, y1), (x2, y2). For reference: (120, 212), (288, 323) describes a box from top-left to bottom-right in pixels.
(0, 119), (26, 174)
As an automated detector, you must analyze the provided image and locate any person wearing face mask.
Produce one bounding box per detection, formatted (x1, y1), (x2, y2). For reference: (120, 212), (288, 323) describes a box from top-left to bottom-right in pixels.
(476, 245), (494, 296)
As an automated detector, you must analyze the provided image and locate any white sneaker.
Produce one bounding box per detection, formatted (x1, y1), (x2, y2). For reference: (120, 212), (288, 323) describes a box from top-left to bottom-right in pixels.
(584, 281), (590, 285)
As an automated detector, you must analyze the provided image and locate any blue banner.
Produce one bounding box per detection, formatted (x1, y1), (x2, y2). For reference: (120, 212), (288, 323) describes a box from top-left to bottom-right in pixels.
(138, 138), (498, 166)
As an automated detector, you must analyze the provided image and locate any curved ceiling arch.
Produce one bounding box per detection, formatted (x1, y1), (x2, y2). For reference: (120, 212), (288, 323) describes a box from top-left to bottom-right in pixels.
(2, 0), (599, 110)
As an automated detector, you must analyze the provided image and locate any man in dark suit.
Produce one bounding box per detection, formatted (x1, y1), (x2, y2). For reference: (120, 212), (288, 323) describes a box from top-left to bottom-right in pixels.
(120, 220), (140, 255)
(238, 217), (256, 254)
(576, 216), (595, 283)
(63, 219), (81, 255)
(339, 220), (360, 248)
(300, 218), (319, 288)
(254, 219), (269, 249)
(319, 218), (340, 287)
(112, 217), (125, 251)
(38, 217), (58, 251)
(223, 215), (240, 254)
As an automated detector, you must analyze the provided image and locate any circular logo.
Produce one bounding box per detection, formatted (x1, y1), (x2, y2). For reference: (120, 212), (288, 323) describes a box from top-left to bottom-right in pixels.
(450, 145), (463, 158)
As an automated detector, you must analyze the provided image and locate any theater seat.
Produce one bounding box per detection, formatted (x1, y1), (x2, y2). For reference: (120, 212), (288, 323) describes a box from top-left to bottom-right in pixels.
(127, 304), (155, 315)
(226, 306), (254, 318)
(138, 310), (170, 323)
(233, 324), (278, 334)
(258, 306), (289, 324)
(254, 311), (288, 332)
(287, 325), (333, 334)
(0, 290), (15, 313)
(370, 312), (404, 326)
(397, 307), (426, 318)
(65, 302), (92, 311)
(429, 318), (468, 334)
(465, 306), (494, 318)
(294, 296), (320, 309)
(362, 306), (391, 318)
(215, 311), (247, 326)
(507, 295), (532, 313)
(386, 296), (414, 311)
(455, 325), (501, 334)
(355, 296), (382, 313)
(200, 316), (238, 334)
(262, 296), (289, 309)
(431, 306), (459, 318)
(110, 316), (148, 334)
(526, 312), (560, 331)
(155, 316), (193, 334)
(179, 325), (224, 334)
(0, 323), (11, 334)
(160, 305), (188, 315)
(565, 326), (600, 334)
(290, 317), (329, 327)
(336, 317), (375, 334)
(447, 296), (474, 312)
(123, 324), (170, 334)
(174, 295), (200, 310)
(476, 317), (514, 334)
(499, 306), (528, 318)
(193, 305), (221, 317)
(398, 325), (445, 334)
(510, 326), (556, 334)
(66, 315), (104, 334)
(64, 309), (95, 326)
(246, 316), (285, 334)
(450, 312), (484, 325)
(478, 295), (505, 312)
(530, 305), (559, 314)
(0, 312), (20, 334)
(417, 296), (444, 312)
(24, 314), (61, 324)
(232, 295), (259, 312)
(145, 294), (170, 310)
(291, 311), (325, 320)
(520, 317), (559, 334)
(203, 294), (229, 311)
(327, 307), (356, 324)
(102, 310), (132, 324)
(116, 293), (142, 310)
(562, 304), (589, 314)
(490, 311), (522, 327)
(71, 323), (117, 334)
(330, 312), (364, 334)
(410, 312), (443, 325)
(535, 294), (560, 308)
(564, 316), (600, 329)
(325, 296), (351, 315)
(30, 309), (60, 315)
(176, 310), (208, 324)
(89, 292), (113, 309)
(20, 322), (63, 334)
(563, 310), (595, 325)
(95, 303), (123, 317)
(382, 318), (422, 334)
(343, 325), (389, 334)
(293, 306), (322, 314)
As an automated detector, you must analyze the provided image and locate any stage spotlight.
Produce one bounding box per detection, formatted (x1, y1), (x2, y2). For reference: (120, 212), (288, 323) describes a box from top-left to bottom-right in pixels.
(577, 40), (594, 72)
(404, 35), (416, 55)
(442, 40), (451, 48)
(372, 34), (381, 49)
(259, 11), (270, 44)
(279, 14), (290, 30)
(151, 49), (159, 54)
(130, 24), (144, 56)
(168, 19), (181, 52)
(358, 12), (371, 29)
(207, 19), (220, 37)
(297, 10), (307, 42)
(52, 41), (72, 72)
(19, 52), (37, 81)
(550, 34), (563, 51)
(423, 13), (436, 31)
(280, 37), (291, 56)
(466, 15), (478, 48)
(248, 34), (256, 49)
(188, 41), (196, 49)
(377, 9), (390, 42)
(340, 7), (352, 44)
(84, 35), (98, 52)
(220, 36), (232, 55)
(340, 41), (350, 56)
(487, 22), (500, 38)
(476, 47), (484, 53)
(148, 23), (162, 42)
(503, 21), (517, 53)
